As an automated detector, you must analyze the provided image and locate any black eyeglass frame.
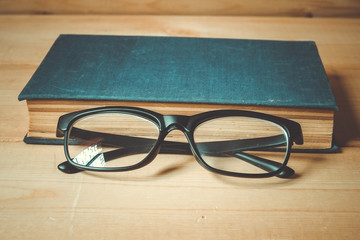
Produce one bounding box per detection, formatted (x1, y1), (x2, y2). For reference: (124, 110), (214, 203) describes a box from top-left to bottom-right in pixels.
(56, 106), (303, 178)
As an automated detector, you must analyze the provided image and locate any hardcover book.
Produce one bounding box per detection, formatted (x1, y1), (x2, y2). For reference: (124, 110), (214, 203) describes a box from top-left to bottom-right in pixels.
(18, 34), (337, 150)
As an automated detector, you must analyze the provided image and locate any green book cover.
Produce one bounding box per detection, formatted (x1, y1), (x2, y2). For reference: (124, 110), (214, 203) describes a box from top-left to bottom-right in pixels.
(18, 34), (337, 111)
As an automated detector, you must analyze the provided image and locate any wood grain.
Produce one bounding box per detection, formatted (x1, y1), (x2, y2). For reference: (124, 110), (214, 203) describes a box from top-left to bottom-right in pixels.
(0, 0), (360, 17)
(0, 15), (360, 239)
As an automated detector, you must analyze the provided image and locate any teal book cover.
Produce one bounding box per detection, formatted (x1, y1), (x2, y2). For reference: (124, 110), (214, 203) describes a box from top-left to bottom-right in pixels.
(18, 34), (337, 111)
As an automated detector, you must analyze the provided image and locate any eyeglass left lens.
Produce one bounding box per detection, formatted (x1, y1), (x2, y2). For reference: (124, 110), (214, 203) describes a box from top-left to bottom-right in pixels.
(67, 112), (159, 169)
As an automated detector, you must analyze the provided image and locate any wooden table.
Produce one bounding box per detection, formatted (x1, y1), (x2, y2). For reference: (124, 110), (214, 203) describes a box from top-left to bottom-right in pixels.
(1, 15), (359, 239)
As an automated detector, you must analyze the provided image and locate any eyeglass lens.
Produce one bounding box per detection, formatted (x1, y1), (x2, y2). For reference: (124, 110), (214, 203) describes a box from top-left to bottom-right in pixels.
(67, 113), (160, 168)
(193, 116), (287, 174)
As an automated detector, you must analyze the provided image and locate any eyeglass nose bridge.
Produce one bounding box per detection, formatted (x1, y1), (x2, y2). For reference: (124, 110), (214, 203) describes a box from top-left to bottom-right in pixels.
(163, 115), (191, 133)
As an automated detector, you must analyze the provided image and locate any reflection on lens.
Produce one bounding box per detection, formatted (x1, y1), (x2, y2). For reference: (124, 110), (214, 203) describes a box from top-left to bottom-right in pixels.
(67, 113), (159, 169)
(193, 116), (288, 175)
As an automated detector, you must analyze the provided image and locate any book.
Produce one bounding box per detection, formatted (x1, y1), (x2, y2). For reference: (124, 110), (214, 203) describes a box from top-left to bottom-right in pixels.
(18, 34), (337, 151)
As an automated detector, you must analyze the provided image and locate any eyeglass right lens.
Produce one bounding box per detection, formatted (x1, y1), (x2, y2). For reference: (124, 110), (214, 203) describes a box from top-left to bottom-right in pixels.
(193, 116), (288, 175)
(67, 112), (159, 169)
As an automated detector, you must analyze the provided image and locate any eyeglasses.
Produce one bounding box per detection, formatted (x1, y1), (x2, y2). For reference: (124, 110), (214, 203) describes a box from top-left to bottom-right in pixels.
(56, 106), (303, 178)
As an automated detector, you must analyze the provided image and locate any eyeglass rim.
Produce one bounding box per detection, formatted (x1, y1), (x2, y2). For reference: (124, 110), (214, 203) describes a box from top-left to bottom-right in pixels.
(57, 106), (303, 178)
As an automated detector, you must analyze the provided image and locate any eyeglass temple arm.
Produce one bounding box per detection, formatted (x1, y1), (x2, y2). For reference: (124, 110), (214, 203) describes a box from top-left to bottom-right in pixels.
(59, 128), (294, 177)
(58, 145), (294, 178)
(159, 139), (294, 178)
(194, 135), (295, 178)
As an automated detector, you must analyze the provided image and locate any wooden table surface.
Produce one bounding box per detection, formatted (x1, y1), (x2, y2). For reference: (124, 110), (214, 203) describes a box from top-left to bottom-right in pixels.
(0, 15), (359, 239)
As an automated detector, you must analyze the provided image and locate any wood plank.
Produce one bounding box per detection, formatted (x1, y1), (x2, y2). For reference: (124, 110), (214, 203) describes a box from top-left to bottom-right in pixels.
(0, 143), (359, 239)
(0, 0), (359, 17)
